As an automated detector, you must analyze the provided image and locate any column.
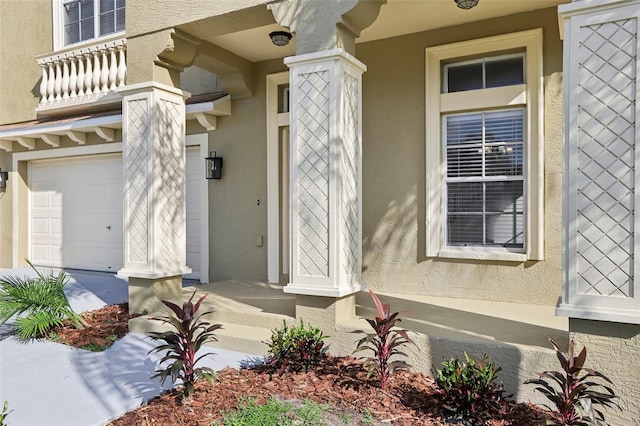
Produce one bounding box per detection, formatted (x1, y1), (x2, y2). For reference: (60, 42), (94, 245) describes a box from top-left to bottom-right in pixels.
(558, 0), (640, 324)
(284, 49), (365, 298)
(117, 81), (191, 312)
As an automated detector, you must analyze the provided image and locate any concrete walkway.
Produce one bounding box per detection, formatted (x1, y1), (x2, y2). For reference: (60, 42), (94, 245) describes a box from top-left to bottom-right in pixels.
(0, 268), (255, 426)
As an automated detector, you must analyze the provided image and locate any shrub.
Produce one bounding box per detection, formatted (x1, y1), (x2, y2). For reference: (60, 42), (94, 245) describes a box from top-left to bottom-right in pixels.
(525, 338), (620, 425)
(353, 290), (414, 390)
(433, 352), (509, 424)
(147, 289), (222, 399)
(265, 320), (329, 374)
(0, 261), (83, 339)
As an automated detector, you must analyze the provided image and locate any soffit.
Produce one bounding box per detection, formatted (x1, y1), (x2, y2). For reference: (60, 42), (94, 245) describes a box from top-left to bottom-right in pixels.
(201, 0), (569, 63)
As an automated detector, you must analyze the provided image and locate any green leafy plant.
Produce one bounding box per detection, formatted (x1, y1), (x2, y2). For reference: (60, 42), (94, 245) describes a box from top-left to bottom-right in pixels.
(147, 289), (222, 399)
(265, 320), (329, 374)
(353, 289), (414, 390)
(525, 338), (620, 425)
(0, 261), (83, 339)
(0, 400), (10, 426)
(433, 352), (509, 424)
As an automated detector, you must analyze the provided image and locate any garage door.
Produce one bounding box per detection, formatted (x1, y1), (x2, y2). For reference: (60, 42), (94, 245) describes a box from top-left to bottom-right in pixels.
(30, 149), (201, 278)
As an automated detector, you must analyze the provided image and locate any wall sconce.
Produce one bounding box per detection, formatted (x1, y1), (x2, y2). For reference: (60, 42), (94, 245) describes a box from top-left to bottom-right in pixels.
(269, 31), (292, 47)
(455, 0), (479, 9)
(205, 152), (223, 180)
(0, 168), (8, 190)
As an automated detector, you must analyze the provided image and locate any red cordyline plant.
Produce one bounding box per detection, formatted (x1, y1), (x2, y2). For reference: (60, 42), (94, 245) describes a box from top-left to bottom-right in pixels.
(525, 338), (620, 425)
(354, 290), (414, 390)
(148, 290), (222, 399)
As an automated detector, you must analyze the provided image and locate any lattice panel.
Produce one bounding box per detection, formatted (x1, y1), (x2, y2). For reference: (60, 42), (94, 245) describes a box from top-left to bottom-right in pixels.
(576, 18), (637, 297)
(297, 70), (330, 277)
(126, 99), (149, 264)
(342, 73), (359, 277)
(156, 99), (184, 264)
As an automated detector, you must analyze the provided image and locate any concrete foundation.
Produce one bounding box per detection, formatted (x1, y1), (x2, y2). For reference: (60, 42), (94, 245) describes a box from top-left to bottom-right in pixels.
(128, 275), (183, 314)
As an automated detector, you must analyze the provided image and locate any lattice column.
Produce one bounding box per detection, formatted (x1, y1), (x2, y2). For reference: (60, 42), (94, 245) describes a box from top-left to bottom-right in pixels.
(284, 49), (365, 297)
(559, 0), (640, 324)
(118, 82), (191, 279)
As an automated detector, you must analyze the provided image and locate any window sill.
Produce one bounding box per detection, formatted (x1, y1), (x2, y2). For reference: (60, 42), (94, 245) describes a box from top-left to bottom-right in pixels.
(437, 248), (527, 262)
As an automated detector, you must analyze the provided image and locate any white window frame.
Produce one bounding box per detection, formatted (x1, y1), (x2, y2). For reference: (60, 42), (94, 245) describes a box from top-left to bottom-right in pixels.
(425, 29), (544, 262)
(52, 0), (126, 51)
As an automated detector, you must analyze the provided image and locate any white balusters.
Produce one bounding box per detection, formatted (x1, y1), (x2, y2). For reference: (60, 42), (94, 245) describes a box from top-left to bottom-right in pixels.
(54, 61), (62, 100)
(61, 59), (70, 99)
(47, 63), (55, 101)
(117, 46), (126, 87)
(92, 51), (101, 94)
(69, 58), (77, 98)
(109, 48), (117, 90)
(84, 53), (93, 95)
(39, 64), (48, 104)
(77, 56), (85, 96)
(36, 37), (127, 109)
(100, 50), (109, 93)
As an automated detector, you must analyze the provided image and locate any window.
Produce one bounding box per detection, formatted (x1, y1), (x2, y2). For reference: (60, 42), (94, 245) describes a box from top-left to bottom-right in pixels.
(59, 0), (125, 46)
(426, 30), (543, 261)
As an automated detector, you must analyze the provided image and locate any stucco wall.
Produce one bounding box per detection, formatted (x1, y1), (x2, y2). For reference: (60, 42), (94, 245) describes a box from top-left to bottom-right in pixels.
(205, 59), (286, 282)
(0, 0), (51, 125)
(357, 7), (563, 306)
(570, 319), (640, 425)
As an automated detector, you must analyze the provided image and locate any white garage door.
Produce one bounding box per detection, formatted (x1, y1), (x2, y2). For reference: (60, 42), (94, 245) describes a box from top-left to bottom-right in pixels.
(30, 149), (201, 278)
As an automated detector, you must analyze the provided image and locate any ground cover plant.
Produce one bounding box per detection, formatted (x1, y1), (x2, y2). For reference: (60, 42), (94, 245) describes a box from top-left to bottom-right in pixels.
(433, 353), (510, 425)
(525, 338), (620, 425)
(265, 319), (329, 374)
(148, 289), (223, 399)
(354, 290), (414, 390)
(0, 262), (83, 339)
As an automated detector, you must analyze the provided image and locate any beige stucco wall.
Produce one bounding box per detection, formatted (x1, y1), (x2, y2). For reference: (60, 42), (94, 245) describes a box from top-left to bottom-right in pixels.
(0, 0), (52, 266)
(357, 7), (563, 306)
(204, 58), (286, 282)
(570, 319), (640, 425)
(0, 0), (51, 125)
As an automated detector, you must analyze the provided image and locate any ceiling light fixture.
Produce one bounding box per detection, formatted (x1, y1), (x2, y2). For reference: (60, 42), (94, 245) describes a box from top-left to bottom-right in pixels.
(269, 31), (292, 47)
(455, 0), (479, 10)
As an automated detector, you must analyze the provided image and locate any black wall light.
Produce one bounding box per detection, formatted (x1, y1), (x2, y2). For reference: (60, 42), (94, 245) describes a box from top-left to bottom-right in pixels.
(455, 0), (479, 9)
(205, 152), (223, 179)
(0, 168), (8, 190)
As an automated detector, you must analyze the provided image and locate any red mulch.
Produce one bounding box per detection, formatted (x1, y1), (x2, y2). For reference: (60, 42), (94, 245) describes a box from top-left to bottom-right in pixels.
(51, 304), (551, 425)
(49, 302), (138, 349)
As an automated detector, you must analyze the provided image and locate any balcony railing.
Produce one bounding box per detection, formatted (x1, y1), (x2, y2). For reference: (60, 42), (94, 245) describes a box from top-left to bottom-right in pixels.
(36, 36), (126, 114)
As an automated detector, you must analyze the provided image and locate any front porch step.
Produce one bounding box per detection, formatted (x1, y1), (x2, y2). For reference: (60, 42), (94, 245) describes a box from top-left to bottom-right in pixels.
(129, 316), (272, 356)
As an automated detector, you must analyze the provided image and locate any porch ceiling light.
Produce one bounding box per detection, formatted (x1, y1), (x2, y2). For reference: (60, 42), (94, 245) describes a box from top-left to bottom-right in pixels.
(455, 0), (479, 9)
(0, 168), (8, 190)
(269, 31), (292, 47)
(205, 152), (223, 180)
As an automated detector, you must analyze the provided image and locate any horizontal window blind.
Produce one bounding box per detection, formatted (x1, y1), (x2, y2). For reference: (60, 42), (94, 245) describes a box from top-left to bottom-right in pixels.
(444, 109), (525, 248)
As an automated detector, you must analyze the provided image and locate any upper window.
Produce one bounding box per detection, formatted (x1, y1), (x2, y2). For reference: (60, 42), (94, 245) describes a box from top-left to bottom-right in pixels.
(61, 0), (125, 46)
(425, 30), (543, 262)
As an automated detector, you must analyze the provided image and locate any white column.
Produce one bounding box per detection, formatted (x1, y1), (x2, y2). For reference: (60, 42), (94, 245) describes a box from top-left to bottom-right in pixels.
(284, 49), (365, 297)
(117, 82), (191, 279)
(558, 0), (640, 324)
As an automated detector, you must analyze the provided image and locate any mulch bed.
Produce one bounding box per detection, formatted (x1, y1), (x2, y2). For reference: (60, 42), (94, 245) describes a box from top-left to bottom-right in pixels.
(110, 357), (550, 425)
(49, 302), (138, 349)
(50, 303), (551, 425)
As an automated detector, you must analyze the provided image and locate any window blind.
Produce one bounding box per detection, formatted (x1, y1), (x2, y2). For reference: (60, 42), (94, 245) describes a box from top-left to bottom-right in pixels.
(444, 109), (525, 248)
